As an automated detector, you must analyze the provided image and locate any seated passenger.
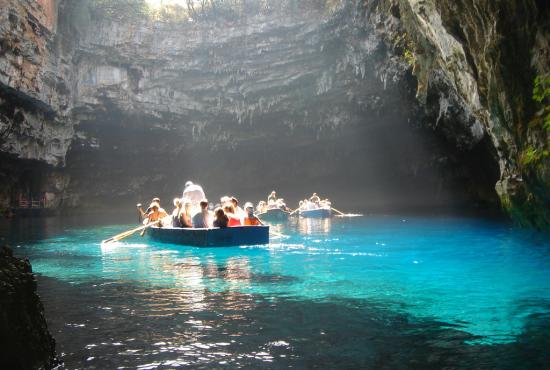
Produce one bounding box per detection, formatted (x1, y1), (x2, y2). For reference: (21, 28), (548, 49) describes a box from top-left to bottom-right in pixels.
(213, 207), (229, 228)
(181, 201), (193, 227)
(220, 195), (231, 207)
(256, 201), (266, 214)
(224, 204), (241, 227)
(192, 199), (211, 228)
(243, 202), (263, 226)
(171, 198), (183, 227)
(231, 197), (246, 219)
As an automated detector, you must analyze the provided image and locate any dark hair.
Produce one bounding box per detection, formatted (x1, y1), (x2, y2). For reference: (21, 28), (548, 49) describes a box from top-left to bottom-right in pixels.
(200, 200), (208, 208)
(224, 204), (235, 213)
(214, 207), (225, 218)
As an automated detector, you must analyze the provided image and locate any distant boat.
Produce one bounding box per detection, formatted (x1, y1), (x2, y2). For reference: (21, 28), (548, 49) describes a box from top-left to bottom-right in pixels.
(257, 207), (290, 222)
(299, 207), (332, 218)
(147, 225), (270, 247)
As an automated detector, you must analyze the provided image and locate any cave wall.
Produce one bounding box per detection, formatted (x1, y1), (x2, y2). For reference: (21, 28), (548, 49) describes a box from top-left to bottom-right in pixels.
(1, 0), (547, 224)
(58, 0), (497, 211)
(375, 0), (550, 226)
(0, 0), (73, 210)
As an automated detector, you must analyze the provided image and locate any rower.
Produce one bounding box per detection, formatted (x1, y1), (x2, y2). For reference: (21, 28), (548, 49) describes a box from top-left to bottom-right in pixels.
(138, 197), (161, 219)
(267, 190), (277, 204)
(144, 202), (168, 225)
(309, 192), (320, 204)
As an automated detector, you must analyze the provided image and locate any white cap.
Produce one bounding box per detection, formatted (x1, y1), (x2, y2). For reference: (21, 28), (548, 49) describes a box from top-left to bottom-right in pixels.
(185, 181), (193, 187)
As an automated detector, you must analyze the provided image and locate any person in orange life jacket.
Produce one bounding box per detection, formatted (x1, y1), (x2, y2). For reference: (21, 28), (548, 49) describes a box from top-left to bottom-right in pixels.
(243, 202), (263, 226)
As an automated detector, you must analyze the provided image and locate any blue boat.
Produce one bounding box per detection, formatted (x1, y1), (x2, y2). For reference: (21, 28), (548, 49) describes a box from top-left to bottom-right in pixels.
(299, 207), (332, 218)
(257, 208), (290, 222)
(147, 225), (270, 247)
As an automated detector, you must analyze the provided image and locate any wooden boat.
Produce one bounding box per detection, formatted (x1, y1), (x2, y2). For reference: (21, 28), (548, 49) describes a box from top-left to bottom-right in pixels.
(299, 207), (332, 218)
(147, 225), (270, 247)
(257, 207), (290, 222)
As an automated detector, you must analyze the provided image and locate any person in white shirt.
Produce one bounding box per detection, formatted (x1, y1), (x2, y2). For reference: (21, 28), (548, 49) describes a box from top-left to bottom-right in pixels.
(192, 200), (212, 228)
(181, 181), (206, 214)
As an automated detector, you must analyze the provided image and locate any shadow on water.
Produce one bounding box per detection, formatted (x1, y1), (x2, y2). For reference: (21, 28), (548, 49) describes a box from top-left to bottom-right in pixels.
(37, 276), (550, 370)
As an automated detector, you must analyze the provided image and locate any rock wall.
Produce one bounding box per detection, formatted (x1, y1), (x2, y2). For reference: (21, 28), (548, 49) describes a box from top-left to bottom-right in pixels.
(0, 0), (548, 224)
(374, 0), (550, 227)
(58, 0), (498, 211)
(0, 245), (58, 369)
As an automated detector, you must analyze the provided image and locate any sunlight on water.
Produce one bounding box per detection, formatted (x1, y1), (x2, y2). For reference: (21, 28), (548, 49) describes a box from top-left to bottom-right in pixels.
(9, 215), (549, 345)
(3, 215), (550, 367)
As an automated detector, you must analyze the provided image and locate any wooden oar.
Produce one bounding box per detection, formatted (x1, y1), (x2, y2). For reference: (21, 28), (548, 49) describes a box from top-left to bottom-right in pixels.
(331, 207), (363, 217)
(289, 207), (300, 216)
(102, 221), (159, 244)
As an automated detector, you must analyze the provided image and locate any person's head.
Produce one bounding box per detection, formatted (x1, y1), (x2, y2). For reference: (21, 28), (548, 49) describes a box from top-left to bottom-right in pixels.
(184, 201), (192, 211)
(312, 192), (317, 197)
(214, 207), (225, 219)
(220, 195), (231, 204)
(200, 199), (208, 210)
(173, 198), (181, 207)
(185, 181), (193, 188)
(271, 191), (276, 195)
(152, 197), (160, 203)
(231, 197), (238, 207)
(224, 204), (235, 214)
(244, 202), (254, 214)
(149, 202), (160, 211)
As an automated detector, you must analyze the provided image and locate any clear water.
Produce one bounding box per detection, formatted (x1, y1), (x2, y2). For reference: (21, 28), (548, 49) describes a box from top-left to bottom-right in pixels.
(2, 215), (550, 369)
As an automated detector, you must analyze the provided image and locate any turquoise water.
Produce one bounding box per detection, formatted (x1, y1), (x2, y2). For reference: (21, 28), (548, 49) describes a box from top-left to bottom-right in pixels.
(2, 215), (550, 368)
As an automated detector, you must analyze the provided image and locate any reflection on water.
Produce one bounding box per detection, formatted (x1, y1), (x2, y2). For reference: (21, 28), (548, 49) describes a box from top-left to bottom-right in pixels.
(3, 215), (550, 368)
(292, 217), (332, 235)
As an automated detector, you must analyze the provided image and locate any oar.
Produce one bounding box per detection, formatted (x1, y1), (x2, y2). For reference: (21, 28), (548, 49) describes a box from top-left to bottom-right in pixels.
(289, 207), (300, 216)
(331, 207), (363, 217)
(102, 221), (159, 244)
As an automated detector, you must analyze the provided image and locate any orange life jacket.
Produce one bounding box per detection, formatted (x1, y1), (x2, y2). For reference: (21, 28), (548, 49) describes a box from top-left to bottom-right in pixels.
(244, 217), (261, 226)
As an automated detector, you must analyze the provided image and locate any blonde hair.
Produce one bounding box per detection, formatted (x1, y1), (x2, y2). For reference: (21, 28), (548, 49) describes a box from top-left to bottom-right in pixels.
(173, 198), (181, 207)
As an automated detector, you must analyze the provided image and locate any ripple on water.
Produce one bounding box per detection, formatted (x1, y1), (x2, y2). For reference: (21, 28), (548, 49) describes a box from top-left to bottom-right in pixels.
(4, 215), (550, 368)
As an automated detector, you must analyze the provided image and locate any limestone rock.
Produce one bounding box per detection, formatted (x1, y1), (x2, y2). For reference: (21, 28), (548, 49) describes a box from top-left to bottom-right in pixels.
(0, 245), (59, 369)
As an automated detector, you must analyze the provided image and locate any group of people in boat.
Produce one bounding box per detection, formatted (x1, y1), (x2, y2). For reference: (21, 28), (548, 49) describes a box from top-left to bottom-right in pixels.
(256, 190), (291, 214)
(138, 181), (332, 228)
(297, 192), (332, 211)
(256, 191), (331, 214)
(138, 181), (263, 229)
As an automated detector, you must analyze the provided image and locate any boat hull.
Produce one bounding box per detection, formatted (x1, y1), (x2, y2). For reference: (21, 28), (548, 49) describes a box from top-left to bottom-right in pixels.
(147, 226), (269, 247)
(299, 208), (332, 218)
(257, 208), (290, 222)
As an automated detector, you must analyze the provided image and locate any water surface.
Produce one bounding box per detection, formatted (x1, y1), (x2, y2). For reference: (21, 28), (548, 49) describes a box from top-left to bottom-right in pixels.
(2, 215), (549, 369)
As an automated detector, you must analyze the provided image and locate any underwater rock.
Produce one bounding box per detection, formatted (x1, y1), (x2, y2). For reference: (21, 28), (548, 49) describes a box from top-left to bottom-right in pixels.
(0, 245), (59, 369)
